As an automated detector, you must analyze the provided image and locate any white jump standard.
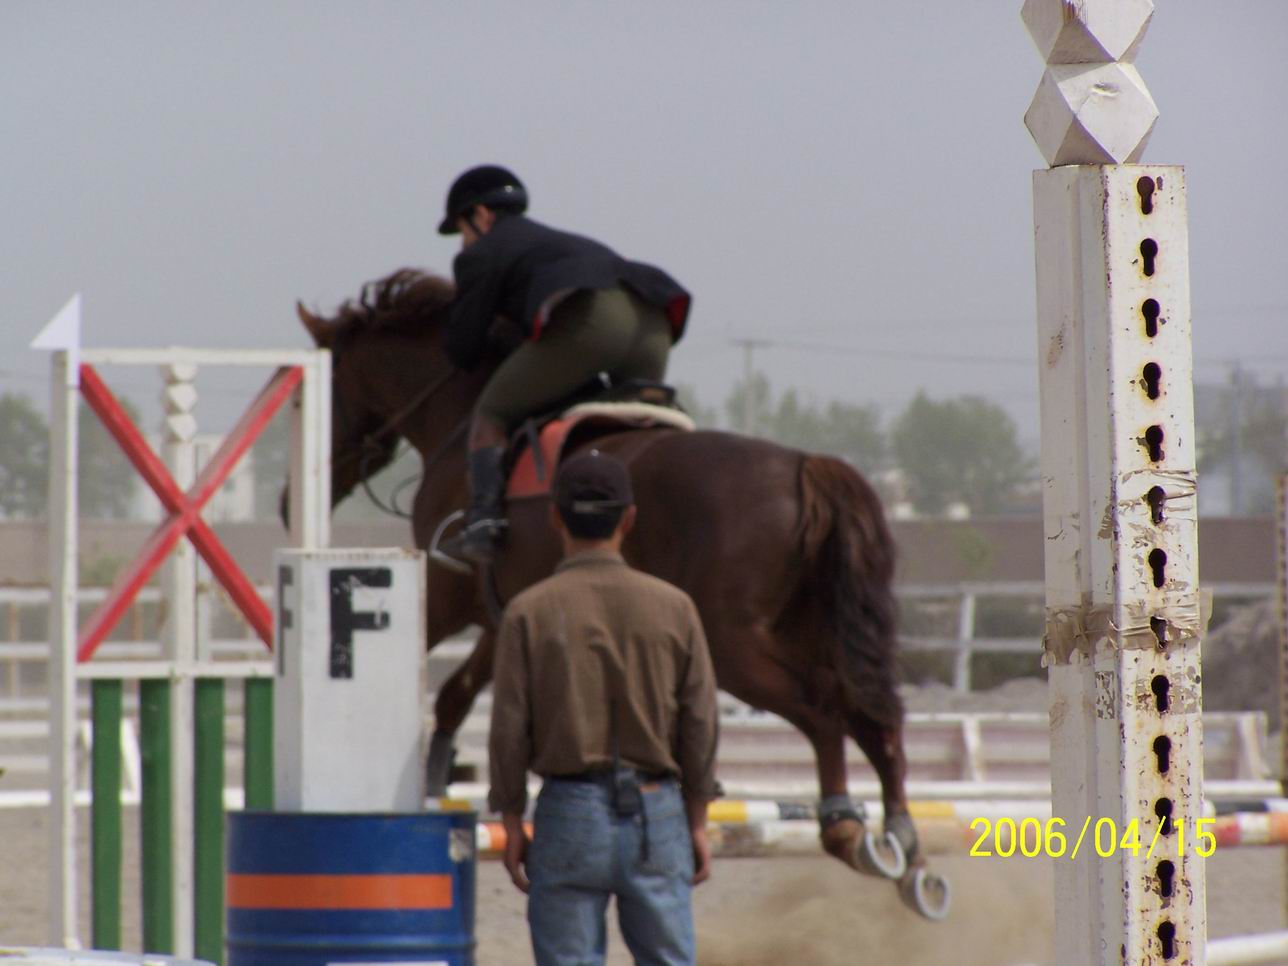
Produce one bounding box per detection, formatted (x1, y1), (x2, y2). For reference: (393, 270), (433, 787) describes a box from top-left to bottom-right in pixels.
(41, 345), (331, 959)
(1024, 1), (1205, 963)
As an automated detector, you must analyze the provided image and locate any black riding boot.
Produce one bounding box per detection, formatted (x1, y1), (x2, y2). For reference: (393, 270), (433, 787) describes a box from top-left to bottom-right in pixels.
(444, 446), (508, 566)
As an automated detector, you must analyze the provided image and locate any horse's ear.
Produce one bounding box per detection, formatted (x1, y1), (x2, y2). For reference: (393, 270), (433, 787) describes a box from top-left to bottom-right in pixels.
(296, 301), (331, 347)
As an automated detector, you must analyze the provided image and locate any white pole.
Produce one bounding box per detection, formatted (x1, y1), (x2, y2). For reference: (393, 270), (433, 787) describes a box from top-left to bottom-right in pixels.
(1207, 931), (1288, 966)
(161, 363), (198, 958)
(290, 352), (331, 550)
(952, 591), (976, 693)
(1023, 2), (1205, 962)
(47, 350), (80, 947)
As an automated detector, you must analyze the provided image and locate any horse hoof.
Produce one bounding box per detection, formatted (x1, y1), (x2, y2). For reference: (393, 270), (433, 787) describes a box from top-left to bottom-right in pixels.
(425, 731), (455, 798)
(854, 827), (907, 880)
(448, 762), (478, 784)
(900, 867), (951, 921)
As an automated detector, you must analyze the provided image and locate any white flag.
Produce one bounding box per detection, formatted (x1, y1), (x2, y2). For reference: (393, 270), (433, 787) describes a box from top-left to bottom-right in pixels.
(31, 293), (82, 384)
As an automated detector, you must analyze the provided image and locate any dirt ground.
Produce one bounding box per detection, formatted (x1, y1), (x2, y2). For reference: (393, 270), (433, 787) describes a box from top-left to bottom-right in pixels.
(1, 804), (1285, 965)
(3, 679), (1282, 963)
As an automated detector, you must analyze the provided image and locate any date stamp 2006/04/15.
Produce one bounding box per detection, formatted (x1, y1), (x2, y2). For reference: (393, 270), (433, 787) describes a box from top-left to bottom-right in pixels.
(969, 816), (1217, 860)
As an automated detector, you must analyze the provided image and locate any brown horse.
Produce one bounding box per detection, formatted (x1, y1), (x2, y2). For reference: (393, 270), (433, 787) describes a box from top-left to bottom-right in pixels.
(294, 268), (949, 919)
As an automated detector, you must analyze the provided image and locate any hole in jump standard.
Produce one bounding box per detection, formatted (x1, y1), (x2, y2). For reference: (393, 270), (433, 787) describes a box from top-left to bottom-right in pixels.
(1157, 860), (1175, 898)
(1142, 299), (1162, 337)
(1142, 362), (1162, 400)
(1140, 238), (1159, 276)
(1151, 615), (1169, 648)
(1137, 176), (1157, 214)
(1146, 487), (1166, 524)
(1152, 675), (1171, 713)
(1148, 548), (1168, 588)
(1153, 735), (1171, 773)
(1157, 920), (1177, 959)
(1143, 425), (1165, 461)
(1155, 798), (1174, 835)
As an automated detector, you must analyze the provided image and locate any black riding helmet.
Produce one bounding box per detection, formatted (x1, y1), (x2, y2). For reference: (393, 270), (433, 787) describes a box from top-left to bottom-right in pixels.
(437, 164), (528, 235)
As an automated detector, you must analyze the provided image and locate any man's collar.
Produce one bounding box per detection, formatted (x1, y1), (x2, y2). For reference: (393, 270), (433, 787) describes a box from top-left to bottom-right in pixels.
(555, 549), (626, 572)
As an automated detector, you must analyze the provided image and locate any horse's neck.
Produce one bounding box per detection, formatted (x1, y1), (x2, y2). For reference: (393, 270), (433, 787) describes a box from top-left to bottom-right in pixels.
(374, 343), (487, 459)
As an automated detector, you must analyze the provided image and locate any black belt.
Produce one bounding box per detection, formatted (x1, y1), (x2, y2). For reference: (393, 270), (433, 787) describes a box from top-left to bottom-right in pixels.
(553, 768), (673, 784)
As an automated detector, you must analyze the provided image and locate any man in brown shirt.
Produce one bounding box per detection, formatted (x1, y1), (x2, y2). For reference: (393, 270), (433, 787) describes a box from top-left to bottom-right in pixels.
(488, 449), (719, 966)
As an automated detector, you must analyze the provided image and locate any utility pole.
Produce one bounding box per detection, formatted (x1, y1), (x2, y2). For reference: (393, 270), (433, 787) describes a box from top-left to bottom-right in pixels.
(1230, 361), (1245, 515)
(731, 338), (770, 434)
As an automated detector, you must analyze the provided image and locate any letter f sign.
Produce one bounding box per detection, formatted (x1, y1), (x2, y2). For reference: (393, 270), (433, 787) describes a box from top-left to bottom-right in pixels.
(329, 567), (393, 679)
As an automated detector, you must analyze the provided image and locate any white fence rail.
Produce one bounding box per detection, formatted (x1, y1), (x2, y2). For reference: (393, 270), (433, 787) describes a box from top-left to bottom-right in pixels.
(4, 705), (1274, 808)
(897, 580), (1269, 691)
(2, 580), (1275, 700)
(1, 580), (1277, 809)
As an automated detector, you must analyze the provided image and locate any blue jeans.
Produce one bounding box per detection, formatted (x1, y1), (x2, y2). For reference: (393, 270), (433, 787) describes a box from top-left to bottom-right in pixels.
(527, 776), (695, 966)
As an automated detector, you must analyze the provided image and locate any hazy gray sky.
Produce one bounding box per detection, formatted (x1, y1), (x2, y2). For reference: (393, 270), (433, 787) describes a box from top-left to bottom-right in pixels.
(4, 1), (1286, 442)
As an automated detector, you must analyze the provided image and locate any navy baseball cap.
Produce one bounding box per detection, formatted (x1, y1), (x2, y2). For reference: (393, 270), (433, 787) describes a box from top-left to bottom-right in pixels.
(554, 450), (634, 514)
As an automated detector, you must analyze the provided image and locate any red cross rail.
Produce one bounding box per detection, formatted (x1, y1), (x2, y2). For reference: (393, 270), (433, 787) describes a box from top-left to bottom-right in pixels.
(75, 363), (303, 661)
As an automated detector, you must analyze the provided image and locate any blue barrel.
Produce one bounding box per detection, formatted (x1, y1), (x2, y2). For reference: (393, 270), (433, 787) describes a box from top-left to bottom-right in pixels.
(226, 811), (476, 966)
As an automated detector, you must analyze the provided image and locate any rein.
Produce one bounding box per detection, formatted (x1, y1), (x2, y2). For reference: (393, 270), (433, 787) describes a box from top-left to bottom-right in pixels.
(358, 366), (459, 458)
(335, 365), (465, 520)
(359, 415), (469, 519)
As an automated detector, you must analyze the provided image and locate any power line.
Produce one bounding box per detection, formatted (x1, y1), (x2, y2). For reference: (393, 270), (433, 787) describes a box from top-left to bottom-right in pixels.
(725, 338), (1288, 374)
(729, 337), (1034, 367)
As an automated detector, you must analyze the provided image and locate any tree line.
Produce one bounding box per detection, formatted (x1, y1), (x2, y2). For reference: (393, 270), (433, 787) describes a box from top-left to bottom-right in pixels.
(0, 380), (1038, 521)
(0, 392), (137, 519)
(8, 367), (1278, 522)
(682, 374), (1035, 516)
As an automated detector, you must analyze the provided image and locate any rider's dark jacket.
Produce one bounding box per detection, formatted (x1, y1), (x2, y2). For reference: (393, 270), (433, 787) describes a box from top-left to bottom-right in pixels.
(446, 215), (691, 370)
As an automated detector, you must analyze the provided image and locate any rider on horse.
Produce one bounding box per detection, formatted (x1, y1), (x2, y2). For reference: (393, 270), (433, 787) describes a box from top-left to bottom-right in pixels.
(437, 164), (692, 565)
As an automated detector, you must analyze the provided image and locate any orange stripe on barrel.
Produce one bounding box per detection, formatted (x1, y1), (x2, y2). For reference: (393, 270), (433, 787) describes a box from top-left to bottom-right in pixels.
(228, 873), (452, 910)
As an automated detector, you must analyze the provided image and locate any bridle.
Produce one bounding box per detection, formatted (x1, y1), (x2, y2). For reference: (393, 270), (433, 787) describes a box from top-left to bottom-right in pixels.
(333, 363), (468, 519)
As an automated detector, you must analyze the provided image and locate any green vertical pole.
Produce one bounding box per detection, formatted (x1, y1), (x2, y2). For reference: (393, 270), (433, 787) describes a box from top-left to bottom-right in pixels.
(243, 677), (273, 810)
(91, 679), (123, 950)
(139, 678), (173, 954)
(194, 678), (225, 965)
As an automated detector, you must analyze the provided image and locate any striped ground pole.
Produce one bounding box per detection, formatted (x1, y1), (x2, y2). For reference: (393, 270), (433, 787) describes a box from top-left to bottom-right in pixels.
(464, 800), (1056, 860)
(460, 799), (1288, 859)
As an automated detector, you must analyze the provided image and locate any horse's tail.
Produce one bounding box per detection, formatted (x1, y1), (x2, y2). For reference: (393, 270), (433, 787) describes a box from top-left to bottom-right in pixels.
(798, 454), (903, 727)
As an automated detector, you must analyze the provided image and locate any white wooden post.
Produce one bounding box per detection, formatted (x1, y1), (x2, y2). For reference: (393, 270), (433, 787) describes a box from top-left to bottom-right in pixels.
(953, 590), (977, 693)
(1024, 2), (1206, 962)
(47, 350), (79, 947)
(290, 352), (331, 550)
(160, 363), (198, 958)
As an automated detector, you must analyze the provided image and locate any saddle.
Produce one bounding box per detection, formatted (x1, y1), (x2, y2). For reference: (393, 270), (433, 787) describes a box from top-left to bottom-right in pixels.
(429, 380), (695, 574)
(506, 380), (696, 501)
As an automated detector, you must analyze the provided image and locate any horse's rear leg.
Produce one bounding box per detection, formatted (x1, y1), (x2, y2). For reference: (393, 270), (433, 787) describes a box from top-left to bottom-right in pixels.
(762, 699), (906, 880)
(847, 710), (909, 828)
(849, 709), (951, 920)
(713, 627), (904, 879)
(426, 629), (495, 796)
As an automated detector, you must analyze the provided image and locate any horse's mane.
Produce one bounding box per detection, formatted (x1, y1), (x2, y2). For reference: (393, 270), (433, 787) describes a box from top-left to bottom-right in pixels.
(312, 268), (456, 344)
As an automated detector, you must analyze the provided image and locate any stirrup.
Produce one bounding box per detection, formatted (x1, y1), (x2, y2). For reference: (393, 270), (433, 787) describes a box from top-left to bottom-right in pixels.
(438, 516), (508, 566)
